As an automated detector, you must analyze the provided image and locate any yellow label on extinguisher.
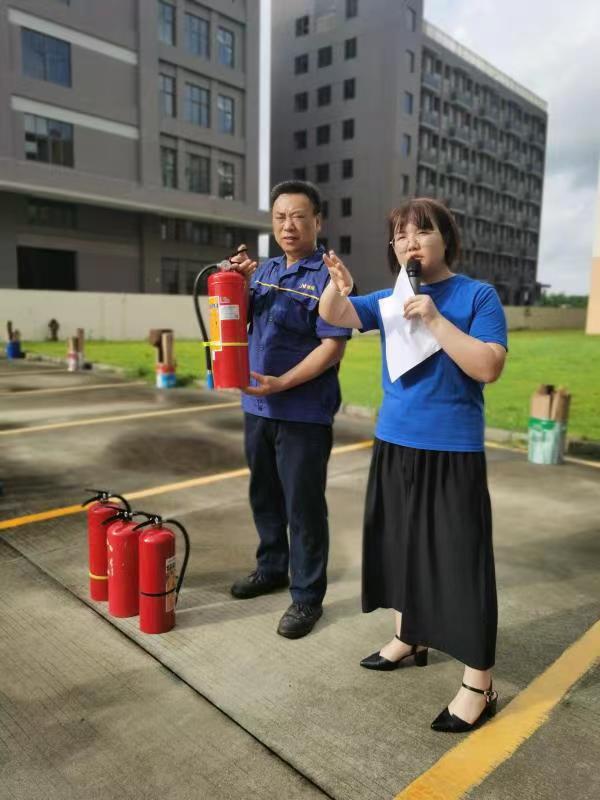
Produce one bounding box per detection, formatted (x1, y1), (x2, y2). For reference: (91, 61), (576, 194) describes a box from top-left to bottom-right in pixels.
(208, 296), (221, 354)
(165, 555), (177, 613)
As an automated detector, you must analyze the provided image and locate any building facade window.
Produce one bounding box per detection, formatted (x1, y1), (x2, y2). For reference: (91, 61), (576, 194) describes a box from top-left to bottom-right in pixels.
(293, 167), (307, 180)
(22, 29), (71, 86)
(321, 200), (329, 219)
(161, 145), (177, 187)
(185, 13), (209, 58)
(401, 174), (410, 194)
(342, 118), (355, 140)
(316, 124), (331, 145)
(345, 37), (357, 59)
(406, 49), (415, 73)
(295, 15), (309, 36)
(316, 163), (330, 182)
(402, 133), (411, 156)
(343, 78), (356, 100)
(217, 95), (234, 134)
(218, 161), (235, 198)
(346, 0), (359, 18)
(404, 91), (414, 114)
(294, 130), (307, 149)
(295, 53), (309, 74)
(26, 198), (76, 228)
(294, 91), (308, 111)
(406, 6), (417, 32)
(217, 27), (234, 67)
(161, 258), (180, 294)
(341, 197), (352, 216)
(339, 235), (352, 254)
(342, 158), (354, 178)
(318, 46), (333, 68)
(184, 84), (210, 126)
(317, 85), (332, 106)
(24, 114), (73, 166)
(159, 73), (176, 117)
(186, 153), (210, 193)
(158, 1), (175, 45)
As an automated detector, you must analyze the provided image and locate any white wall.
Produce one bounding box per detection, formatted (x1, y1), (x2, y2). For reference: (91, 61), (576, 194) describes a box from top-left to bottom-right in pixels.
(1, 289), (210, 340)
(0, 289), (587, 341)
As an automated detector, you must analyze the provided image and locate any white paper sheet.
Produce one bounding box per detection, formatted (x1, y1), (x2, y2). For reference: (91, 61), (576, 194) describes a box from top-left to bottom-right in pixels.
(378, 268), (441, 382)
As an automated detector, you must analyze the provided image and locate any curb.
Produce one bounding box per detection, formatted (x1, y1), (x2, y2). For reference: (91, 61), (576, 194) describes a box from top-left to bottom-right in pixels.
(18, 352), (600, 460)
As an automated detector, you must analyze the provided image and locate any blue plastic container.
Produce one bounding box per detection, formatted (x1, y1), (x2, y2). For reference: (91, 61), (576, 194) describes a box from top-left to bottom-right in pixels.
(6, 340), (22, 359)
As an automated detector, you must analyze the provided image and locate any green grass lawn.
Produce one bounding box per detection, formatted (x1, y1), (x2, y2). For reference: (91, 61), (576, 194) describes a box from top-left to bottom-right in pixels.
(24, 330), (600, 441)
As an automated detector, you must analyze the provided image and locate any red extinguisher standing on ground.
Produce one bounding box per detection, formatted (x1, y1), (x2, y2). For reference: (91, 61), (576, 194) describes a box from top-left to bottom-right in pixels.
(103, 509), (153, 618)
(193, 262), (249, 389)
(134, 515), (191, 634)
(82, 489), (131, 601)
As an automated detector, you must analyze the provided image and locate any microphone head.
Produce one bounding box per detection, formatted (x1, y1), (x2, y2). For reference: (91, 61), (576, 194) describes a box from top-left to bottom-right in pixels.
(406, 257), (422, 278)
(406, 258), (422, 294)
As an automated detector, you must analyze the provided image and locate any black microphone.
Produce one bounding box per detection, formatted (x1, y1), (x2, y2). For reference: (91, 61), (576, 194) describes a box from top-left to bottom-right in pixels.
(406, 258), (422, 294)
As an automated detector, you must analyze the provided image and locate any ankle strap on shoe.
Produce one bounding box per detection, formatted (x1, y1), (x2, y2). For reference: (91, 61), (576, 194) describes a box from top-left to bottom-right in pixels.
(462, 681), (495, 698)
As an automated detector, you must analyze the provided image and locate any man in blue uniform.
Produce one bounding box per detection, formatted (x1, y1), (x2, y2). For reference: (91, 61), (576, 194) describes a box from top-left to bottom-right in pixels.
(230, 180), (352, 638)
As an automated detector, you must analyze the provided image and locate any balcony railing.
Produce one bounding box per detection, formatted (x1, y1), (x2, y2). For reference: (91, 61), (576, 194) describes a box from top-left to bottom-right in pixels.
(422, 72), (442, 91)
(450, 88), (473, 109)
(419, 148), (439, 168)
(420, 110), (441, 129)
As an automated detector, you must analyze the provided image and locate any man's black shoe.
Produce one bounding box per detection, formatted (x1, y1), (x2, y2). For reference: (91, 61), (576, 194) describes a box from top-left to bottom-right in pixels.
(277, 603), (323, 639)
(230, 570), (289, 599)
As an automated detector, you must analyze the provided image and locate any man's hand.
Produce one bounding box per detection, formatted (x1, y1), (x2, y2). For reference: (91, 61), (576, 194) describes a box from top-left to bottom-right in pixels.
(229, 243), (257, 279)
(243, 371), (286, 397)
(403, 294), (440, 327)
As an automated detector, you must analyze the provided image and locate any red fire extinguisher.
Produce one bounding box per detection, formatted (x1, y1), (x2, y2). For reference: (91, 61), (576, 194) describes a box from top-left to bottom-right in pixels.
(103, 509), (152, 618)
(193, 262), (249, 389)
(82, 488), (131, 601)
(134, 515), (191, 634)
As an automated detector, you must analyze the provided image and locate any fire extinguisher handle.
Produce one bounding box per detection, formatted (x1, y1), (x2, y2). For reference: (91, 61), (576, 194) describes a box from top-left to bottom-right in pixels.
(163, 519), (191, 603)
(132, 514), (163, 531)
(81, 489), (132, 512)
(102, 509), (152, 526)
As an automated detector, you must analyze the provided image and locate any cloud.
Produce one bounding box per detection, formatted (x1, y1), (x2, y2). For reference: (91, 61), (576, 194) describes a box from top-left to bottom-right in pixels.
(424, 0), (600, 293)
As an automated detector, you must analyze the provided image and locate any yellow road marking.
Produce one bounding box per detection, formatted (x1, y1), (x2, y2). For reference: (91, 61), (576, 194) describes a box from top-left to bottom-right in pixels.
(0, 380), (145, 397)
(485, 440), (600, 469)
(395, 619), (600, 800)
(0, 400), (240, 437)
(0, 440), (373, 531)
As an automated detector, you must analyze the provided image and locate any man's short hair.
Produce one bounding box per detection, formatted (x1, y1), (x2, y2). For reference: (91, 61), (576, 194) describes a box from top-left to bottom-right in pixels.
(270, 180), (322, 215)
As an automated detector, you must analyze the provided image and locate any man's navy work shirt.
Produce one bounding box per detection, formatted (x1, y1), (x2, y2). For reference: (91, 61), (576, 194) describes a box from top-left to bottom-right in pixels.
(241, 247), (352, 425)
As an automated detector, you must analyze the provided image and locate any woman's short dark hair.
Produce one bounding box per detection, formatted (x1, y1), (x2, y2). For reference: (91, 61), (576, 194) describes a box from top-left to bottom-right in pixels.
(387, 197), (461, 274)
(270, 180), (322, 215)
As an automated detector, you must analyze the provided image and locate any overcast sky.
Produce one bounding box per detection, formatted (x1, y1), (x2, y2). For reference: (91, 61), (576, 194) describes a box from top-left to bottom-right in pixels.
(424, 0), (600, 294)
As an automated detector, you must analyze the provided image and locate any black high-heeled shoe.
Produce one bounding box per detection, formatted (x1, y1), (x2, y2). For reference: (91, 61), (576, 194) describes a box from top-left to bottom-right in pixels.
(431, 681), (498, 733)
(360, 635), (429, 671)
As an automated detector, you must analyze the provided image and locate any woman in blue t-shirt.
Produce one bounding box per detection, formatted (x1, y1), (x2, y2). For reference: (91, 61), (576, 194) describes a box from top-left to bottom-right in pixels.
(319, 198), (507, 733)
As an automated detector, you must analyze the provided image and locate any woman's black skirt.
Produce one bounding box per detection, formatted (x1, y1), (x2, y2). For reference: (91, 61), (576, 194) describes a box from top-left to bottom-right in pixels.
(362, 439), (497, 670)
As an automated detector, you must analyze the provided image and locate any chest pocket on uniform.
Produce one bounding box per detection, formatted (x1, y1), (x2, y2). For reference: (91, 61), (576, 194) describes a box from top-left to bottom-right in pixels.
(271, 289), (319, 337)
(248, 282), (272, 333)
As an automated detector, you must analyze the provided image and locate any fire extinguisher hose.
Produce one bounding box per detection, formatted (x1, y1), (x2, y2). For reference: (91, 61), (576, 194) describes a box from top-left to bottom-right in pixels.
(163, 519), (191, 602)
(192, 263), (220, 389)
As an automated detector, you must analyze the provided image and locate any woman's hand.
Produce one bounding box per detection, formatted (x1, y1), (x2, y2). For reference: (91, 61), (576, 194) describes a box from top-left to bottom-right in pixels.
(323, 250), (354, 296)
(229, 243), (257, 279)
(403, 294), (441, 327)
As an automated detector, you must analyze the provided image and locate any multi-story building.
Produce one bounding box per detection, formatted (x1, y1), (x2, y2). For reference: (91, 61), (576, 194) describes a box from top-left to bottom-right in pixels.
(271, 0), (548, 303)
(0, 0), (269, 295)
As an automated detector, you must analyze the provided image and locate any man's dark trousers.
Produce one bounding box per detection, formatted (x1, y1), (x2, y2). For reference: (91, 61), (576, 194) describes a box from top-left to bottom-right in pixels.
(244, 412), (332, 606)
